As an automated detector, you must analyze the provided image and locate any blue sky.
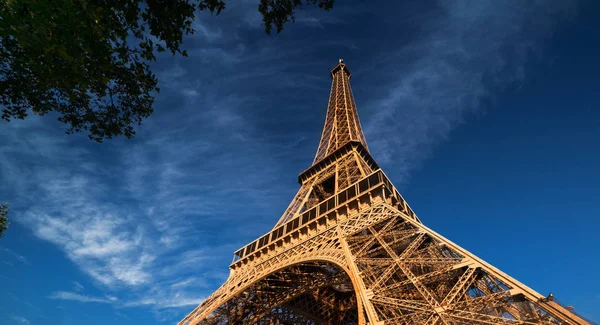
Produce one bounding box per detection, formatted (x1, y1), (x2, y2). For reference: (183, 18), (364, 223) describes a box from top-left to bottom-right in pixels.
(1, 0), (599, 324)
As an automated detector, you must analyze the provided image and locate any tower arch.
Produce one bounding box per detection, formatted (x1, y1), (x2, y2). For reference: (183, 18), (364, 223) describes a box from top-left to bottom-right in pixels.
(195, 256), (368, 325)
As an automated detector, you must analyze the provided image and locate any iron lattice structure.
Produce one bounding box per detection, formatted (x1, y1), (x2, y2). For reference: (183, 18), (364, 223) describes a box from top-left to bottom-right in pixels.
(179, 60), (590, 325)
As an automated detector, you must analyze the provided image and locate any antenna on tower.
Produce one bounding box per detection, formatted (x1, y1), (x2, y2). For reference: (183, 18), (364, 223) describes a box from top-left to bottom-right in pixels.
(339, 58), (344, 63)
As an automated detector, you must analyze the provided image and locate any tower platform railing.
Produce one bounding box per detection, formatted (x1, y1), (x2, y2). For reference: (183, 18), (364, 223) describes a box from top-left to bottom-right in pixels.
(230, 169), (418, 266)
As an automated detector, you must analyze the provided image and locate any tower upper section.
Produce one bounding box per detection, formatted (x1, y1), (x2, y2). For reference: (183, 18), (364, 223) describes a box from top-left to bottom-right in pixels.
(313, 59), (369, 164)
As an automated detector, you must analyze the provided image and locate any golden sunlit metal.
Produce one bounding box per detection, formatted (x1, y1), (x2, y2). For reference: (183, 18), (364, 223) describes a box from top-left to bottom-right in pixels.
(178, 60), (589, 325)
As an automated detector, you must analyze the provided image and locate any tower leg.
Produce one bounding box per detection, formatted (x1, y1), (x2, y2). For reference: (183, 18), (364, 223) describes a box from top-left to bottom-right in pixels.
(180, 193), (589, 325)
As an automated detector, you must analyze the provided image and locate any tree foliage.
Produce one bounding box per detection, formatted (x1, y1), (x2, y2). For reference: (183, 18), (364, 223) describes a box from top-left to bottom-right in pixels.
(0, 0), (335, 142)
(259, 0), (335, 35)
(0, 203), (8, 238)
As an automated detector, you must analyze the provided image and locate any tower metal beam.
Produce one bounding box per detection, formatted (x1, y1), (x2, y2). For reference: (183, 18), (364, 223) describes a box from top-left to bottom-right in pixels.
(178, 60), (591, 325)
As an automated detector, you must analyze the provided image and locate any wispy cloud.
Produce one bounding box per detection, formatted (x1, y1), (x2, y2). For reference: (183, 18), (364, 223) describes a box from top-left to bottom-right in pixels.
(0, 247), (30, 265)
(49, 290), (205, 310)
(297, 14), (346, 29)
(0, 3), (298, 319)
(49, 291), (117, 304)
(23, 199), (154, 287)
(363, 0), (577, 183)
(9, 315), (30, 325)
(170, 277), (205, 289)
(191, 21), (223, 43)
(72, 281), (84, 291)
(123, 294), (206, 309)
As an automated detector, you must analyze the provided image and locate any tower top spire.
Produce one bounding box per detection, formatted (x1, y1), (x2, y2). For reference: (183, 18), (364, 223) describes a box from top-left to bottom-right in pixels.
(314, 60), (368, 163)
(330, 58), (351, 79)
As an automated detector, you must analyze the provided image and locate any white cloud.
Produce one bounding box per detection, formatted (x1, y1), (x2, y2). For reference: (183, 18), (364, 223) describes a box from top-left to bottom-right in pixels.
(49, 289), (205, 311)
(162, 297), (206, 309)
(49, 291), (116, 304)
(191, 21), (223, 42)
(0, 25), (288, 321)
(47, 289), (205, 310)
(171, 278), (197, 289)
(23, 207), (153, 287)
(72, 281), (84, 291)
(10, 315), (30, 325)
(0, 247), (30, 265)
(297, 15), (345, 29)
(123, 295), (206, 309)
(364, 0), (577, 183)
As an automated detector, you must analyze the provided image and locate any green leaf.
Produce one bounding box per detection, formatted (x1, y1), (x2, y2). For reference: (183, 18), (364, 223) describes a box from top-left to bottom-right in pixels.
(0, 0), (335, 142)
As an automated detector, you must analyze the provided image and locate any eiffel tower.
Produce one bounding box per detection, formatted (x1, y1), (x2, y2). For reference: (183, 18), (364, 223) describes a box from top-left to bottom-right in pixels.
(178, 60), (590, 325)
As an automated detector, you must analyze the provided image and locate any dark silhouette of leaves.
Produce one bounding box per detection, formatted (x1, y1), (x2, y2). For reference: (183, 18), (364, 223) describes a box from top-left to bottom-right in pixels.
(259, 0), (335, 35)
(0, 0), (334, 142)
(0, 203), (8, 238)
